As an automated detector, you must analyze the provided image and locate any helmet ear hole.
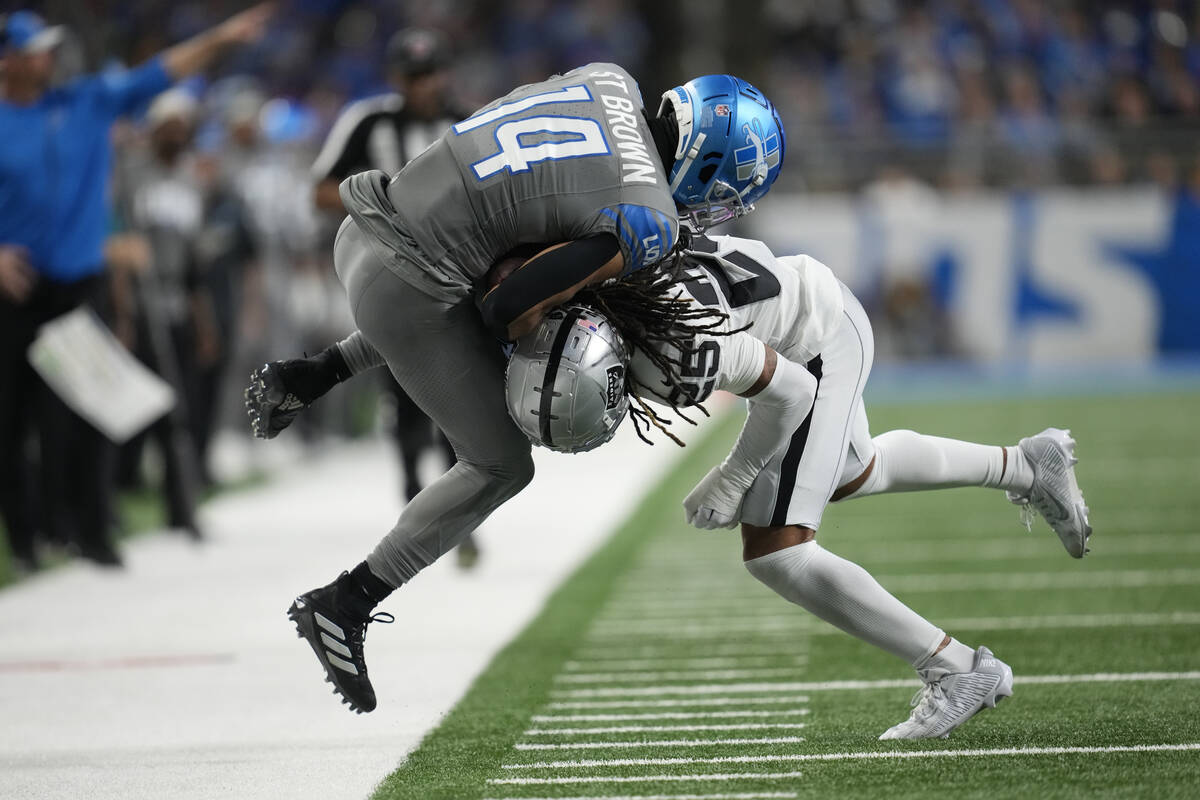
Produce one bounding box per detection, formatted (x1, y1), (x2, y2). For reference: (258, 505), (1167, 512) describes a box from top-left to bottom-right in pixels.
(697, 164), (717, 185)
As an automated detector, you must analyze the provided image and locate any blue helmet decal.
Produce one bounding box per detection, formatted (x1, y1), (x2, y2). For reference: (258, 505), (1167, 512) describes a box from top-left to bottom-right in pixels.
(659, 74), (786, 231)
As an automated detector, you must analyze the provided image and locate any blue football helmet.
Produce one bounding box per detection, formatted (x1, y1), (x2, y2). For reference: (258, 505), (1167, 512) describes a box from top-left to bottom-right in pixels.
(659, 74), (786, 230)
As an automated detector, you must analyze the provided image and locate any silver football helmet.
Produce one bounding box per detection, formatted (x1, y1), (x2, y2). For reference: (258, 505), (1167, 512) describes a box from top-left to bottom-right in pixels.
(505, 305), (630, 454)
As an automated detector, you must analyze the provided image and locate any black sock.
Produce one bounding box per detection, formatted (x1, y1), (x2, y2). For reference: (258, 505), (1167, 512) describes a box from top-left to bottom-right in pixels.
(336, 563), (393, 620)
(348, 561), (395, 604)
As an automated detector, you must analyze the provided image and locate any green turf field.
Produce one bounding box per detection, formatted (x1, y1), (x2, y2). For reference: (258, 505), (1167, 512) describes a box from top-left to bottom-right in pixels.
(372, 390), (1200, 799)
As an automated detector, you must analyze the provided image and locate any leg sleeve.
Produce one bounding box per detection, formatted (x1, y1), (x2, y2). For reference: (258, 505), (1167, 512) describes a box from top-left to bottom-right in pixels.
(335, 221), (534, 587)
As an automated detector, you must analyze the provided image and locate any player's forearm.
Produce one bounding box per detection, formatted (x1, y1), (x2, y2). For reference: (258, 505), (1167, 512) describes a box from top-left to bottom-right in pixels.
(480, 235), (623, 340)
(161, 3), (271, 80)
(721, 353), (817, 489)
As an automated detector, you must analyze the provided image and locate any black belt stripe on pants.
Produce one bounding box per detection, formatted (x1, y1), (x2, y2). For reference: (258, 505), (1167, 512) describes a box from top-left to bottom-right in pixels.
(769, 355), (824, 527)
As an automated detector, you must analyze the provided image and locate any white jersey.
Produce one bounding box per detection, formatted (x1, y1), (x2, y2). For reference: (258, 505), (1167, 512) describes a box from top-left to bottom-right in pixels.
(630, 234), (844, 407)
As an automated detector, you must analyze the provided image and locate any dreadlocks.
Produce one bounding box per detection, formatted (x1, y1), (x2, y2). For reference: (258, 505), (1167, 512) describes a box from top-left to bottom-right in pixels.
(576, 233), (749, 447)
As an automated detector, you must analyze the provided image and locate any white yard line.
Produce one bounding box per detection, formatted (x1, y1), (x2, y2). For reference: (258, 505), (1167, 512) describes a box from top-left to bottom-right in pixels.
(598, 569), (1200, 618)
(546, 696), (813, 710)
(487, 771), (808, 786)
(556, 668), (806, 684)
(564, 657), (809, 671)
(514, 736), (806, 751)
(877, 568), (1200, 592)
(0, 421), (710, 800)
(484, 789), (801, 797)
(532, 710), (811, 723)
(584, 621), (811, 640)
(525, 723), (808, 735)
(928, 611), (1200, 632)
(572, 645), (811, 661)
(501, 743), (1200, 771)
(585, 611), (1200, 638)
(552, 671), (1200, 698)
(623, 532), (1200, 570)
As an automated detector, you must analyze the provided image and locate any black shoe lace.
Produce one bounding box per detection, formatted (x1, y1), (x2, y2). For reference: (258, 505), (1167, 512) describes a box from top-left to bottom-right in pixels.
(347, 612), (395, 647)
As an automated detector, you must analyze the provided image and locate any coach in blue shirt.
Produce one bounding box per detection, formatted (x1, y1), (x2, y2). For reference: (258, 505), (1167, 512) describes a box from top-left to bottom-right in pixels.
(0, 5), (272, 569)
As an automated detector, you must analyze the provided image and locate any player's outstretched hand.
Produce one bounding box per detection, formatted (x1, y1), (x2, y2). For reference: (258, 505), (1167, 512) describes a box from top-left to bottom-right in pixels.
(217, 2), (275, 46)
(683, 466), (745, 530)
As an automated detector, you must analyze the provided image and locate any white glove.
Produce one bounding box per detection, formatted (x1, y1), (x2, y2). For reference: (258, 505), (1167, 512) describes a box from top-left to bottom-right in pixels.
(683, 466), (748, 530)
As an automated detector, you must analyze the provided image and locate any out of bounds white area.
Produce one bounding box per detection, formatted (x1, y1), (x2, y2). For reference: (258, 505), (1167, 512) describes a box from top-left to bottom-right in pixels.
(0, 415), (717, 800)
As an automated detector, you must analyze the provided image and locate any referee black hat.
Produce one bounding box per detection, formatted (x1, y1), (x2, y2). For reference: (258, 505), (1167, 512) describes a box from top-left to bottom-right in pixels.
(386, 28), (451, 77)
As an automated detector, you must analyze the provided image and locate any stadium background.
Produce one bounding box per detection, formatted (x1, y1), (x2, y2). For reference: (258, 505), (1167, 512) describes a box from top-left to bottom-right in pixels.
(22, 0), (1200, 378)
(2, 2), (1199, 799)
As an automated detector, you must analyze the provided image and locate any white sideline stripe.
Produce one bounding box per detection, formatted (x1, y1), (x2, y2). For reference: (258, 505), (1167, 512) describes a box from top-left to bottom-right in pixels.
(565, 656), (809, 671)
(525, 723), (808, 735)
(547, 696), (811, 710)
(556, 668), (804, 684)
(514, 736), (806, 751)
(319, 632), (352, 659)
(587, 611), (1200, 638)
(484, 790), (800, 797)
(553, 671), (1200, 698)
(488, 771), (808, 786)
(533, 710), (811, 723)
(500, 743), (1200, 772)
(313, 612), (345, 640)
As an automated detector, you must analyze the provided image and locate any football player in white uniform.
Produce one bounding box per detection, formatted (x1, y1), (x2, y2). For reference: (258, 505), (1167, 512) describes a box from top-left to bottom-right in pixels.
(506, 232), (1092, 740)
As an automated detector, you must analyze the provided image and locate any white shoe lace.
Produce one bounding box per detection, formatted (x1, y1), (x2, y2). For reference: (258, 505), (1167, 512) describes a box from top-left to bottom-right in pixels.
(1007, 489), (1036, 532)
(907, 681), (947, 724)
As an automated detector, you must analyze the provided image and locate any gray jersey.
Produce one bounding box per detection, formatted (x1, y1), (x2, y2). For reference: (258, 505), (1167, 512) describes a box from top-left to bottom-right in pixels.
(341, 63), (679, 302)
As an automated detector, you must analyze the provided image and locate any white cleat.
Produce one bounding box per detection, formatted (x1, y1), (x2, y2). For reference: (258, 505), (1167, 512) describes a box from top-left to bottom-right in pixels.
(1006, 427), (1092, 558)
(879, 646), (1014, 740)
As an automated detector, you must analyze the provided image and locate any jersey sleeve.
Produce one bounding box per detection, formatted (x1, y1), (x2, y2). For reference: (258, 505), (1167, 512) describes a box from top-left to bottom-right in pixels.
(92, 57), (172, 117)
(712, 329), (768, 396)
(597, 203), (679, 273)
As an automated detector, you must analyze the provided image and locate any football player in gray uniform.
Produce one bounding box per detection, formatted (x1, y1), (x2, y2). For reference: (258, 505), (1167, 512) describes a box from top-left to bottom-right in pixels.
(246, 66), (786, 712)
(506, 232), (1092, 741)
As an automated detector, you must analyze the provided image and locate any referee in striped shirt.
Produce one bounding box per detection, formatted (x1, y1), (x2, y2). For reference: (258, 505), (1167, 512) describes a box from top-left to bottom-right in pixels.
(311, 28), (482, 568)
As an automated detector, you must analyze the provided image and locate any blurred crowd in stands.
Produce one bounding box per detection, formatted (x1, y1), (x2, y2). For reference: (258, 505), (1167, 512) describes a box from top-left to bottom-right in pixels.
(2, 0), (1198, 571)
(49, 0), (1200, 191)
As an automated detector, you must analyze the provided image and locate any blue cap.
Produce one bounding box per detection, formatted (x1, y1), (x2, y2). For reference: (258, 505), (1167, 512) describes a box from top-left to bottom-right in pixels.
(2, 11), (65, 55)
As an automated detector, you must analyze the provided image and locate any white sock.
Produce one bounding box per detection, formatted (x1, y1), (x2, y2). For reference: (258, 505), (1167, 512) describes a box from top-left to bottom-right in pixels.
(851, 429), (1034, 497)
(745, 541), (946, 668)
(915, 637), (977, 682)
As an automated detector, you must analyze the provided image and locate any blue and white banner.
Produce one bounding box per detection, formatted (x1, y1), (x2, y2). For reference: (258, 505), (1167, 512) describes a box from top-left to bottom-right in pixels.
(746, 188), (1200, 364)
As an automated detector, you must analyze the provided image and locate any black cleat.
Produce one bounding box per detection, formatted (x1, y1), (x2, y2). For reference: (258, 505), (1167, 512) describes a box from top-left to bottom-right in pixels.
(287, 574), (393, 713)
(244, 362), (309, 440)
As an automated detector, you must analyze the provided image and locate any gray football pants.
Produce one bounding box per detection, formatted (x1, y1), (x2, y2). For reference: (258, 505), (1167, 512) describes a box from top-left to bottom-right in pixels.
(333, 219), (535, 588)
